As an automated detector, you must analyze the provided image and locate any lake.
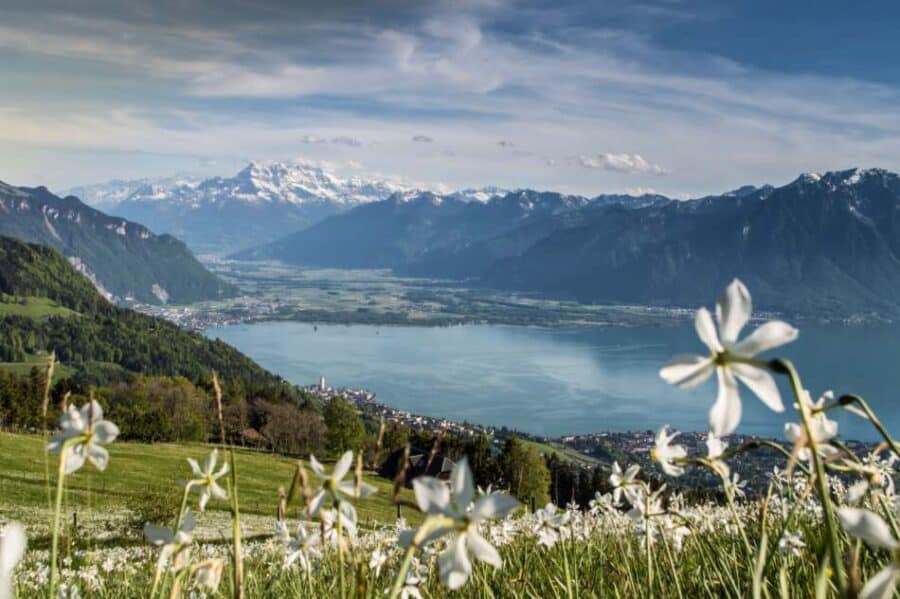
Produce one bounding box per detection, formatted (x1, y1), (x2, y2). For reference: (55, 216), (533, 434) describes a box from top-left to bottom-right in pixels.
(207, 321), (900, 442)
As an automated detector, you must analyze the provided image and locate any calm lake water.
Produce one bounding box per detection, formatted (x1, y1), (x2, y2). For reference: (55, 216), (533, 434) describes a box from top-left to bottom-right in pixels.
(207, 322), (900, 441)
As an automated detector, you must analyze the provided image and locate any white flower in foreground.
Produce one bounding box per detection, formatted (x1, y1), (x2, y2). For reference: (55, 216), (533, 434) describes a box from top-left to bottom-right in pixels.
(186, 449), (229, 511)
(784, 390), (838, 462)
(192, 559), (224, 591)
(778, 531), (805, 558)
(534, 503), (570, 548)
(838, 507), (900, 599)
(0, 522), (26, 599)
(308, 451), (376, 516)
(144, 508), (196, 573)
(283, 523), (322, 572)
(47, 400), (119, 474)
(404, 457), (520, 590)
(659, 279), (798, 436)
(609, 462), (641, 505)
(651, 426), (687, 477)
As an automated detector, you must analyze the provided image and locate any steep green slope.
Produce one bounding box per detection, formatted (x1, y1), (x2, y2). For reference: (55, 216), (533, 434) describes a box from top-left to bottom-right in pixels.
(0, 181), (235, 304)
(0, 236), (295, 397)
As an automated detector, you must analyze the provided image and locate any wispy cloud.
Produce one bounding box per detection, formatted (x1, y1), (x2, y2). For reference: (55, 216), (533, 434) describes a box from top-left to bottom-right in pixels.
(412, 135), (434, 142)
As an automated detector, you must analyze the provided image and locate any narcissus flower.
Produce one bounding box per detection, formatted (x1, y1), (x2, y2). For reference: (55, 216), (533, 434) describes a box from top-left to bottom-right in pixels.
(186, 449), (229, 511)
(308, 451), (376, 516)
(784, 390), (839, 462)
(144, 508), (196, 574)
(609, 462), (641, 505)
(402, 457), (519, 590)
(47, 400), (119, 474)
(652, 426), (687, 477)
(660, 279), (798, 436)
(838, 507), (900, 599)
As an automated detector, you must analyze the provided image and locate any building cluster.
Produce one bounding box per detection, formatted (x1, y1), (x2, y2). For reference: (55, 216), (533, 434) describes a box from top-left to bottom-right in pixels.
(130, 296), (288, 331)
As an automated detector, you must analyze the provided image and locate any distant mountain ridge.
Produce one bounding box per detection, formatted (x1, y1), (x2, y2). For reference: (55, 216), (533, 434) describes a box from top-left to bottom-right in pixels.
(236, 168), (900, 319)
(0, 182), (234, 304)
(66, 161), (424, 254)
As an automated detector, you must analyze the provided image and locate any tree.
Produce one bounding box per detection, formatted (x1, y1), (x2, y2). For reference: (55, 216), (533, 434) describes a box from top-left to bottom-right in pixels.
(261, 402), (326, 455)
(500, 437), (550, 508)
(323, 396), (365, 454)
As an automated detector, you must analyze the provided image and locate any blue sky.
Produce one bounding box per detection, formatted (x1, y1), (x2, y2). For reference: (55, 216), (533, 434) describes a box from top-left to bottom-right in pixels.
(2, 0), (900, 196)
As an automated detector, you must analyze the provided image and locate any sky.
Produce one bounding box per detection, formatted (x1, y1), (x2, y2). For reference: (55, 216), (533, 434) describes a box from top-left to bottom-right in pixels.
(3, 0), (900, 197)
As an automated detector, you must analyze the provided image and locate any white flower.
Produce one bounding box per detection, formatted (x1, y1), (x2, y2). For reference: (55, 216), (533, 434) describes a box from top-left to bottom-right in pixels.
(403, 457), (519, 590)
(660, 279), (798, 436)
(283, 523), (321, 572)
(192, 559), (224, 591)
(609, 462), (640, 505)
(651, 426), (687, 477)
(838, 507), (900, 599)
(534, 503), (570, 548)
(778, 531), (805, 558)
(47, 400), (119, 474)
(308, 451), (376, 516)
(144, 508), (196, 574)
(322, 503), (359, 546)
(0, 522), (26, 599)
(394, 559), (425, 599)
(369, 547), (387, 577)
(705, 432), (730, 476)
(784, 390), (839, 462)
(589, 492), (616, 515)
(186, 450), (229, 512)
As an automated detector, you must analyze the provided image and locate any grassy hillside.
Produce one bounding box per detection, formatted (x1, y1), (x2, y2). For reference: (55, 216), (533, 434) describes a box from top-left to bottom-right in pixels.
(0, 236), (295, 395)
(0, 432), (417, 538)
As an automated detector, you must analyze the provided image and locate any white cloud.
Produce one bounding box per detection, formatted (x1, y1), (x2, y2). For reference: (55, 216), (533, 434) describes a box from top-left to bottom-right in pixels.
(412, 135), (434, 143)
(578, 153), (669, 176)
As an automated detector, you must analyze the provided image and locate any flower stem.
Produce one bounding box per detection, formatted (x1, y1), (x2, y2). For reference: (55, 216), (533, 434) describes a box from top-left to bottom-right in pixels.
(336, 503), (346, 599)
(228, 449), (244, 599)
(48, 438), (73, 596)
(771, 358), (846, 592)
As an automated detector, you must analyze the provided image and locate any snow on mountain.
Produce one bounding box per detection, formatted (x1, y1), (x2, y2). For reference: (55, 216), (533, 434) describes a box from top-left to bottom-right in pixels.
(447, 186), (511, 203)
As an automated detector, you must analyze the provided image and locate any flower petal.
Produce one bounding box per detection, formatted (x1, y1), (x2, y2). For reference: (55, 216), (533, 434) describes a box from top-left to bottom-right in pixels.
(695, 307), (723, 353)
(439, 535), (472, 590)
(309, 455), (325, 478)
(143, 523), (174, 545)
(709, 367), (741, 437)
(87, 444), (109, 471)
(0, 522), (27, 574)
(471, 494), (519, 521)
(413, 476), (450, 514)
(63, 446), (87, 475)
(731, 321), (798, 357)
(859, 564), (900, 599)
(203, 450), (218, 475)
(308, 490), (327, 517)
(450, 457), (475, 509)
(93, 420), (119, 444)
(80, 400), (104, 426)
(731, 363), (784, 413)
(187, 458), (203, 478)
(716, 279), (751, 345)
(838, 508), (899, 550)
(466, 530), (501, 568)
(659, 355), (715, 389)
(332, 451), (354, 482)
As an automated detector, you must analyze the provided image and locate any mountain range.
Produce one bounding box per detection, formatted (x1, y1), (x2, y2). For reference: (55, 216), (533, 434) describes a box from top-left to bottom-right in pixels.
(0, 182), (234, 304)
(234, 168), (900, 319)
(66, 161), (422, 254)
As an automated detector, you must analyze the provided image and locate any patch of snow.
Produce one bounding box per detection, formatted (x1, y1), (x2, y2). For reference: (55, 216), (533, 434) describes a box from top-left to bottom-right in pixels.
(151, 284), (169, 304)
(67, 257), (114, 302)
